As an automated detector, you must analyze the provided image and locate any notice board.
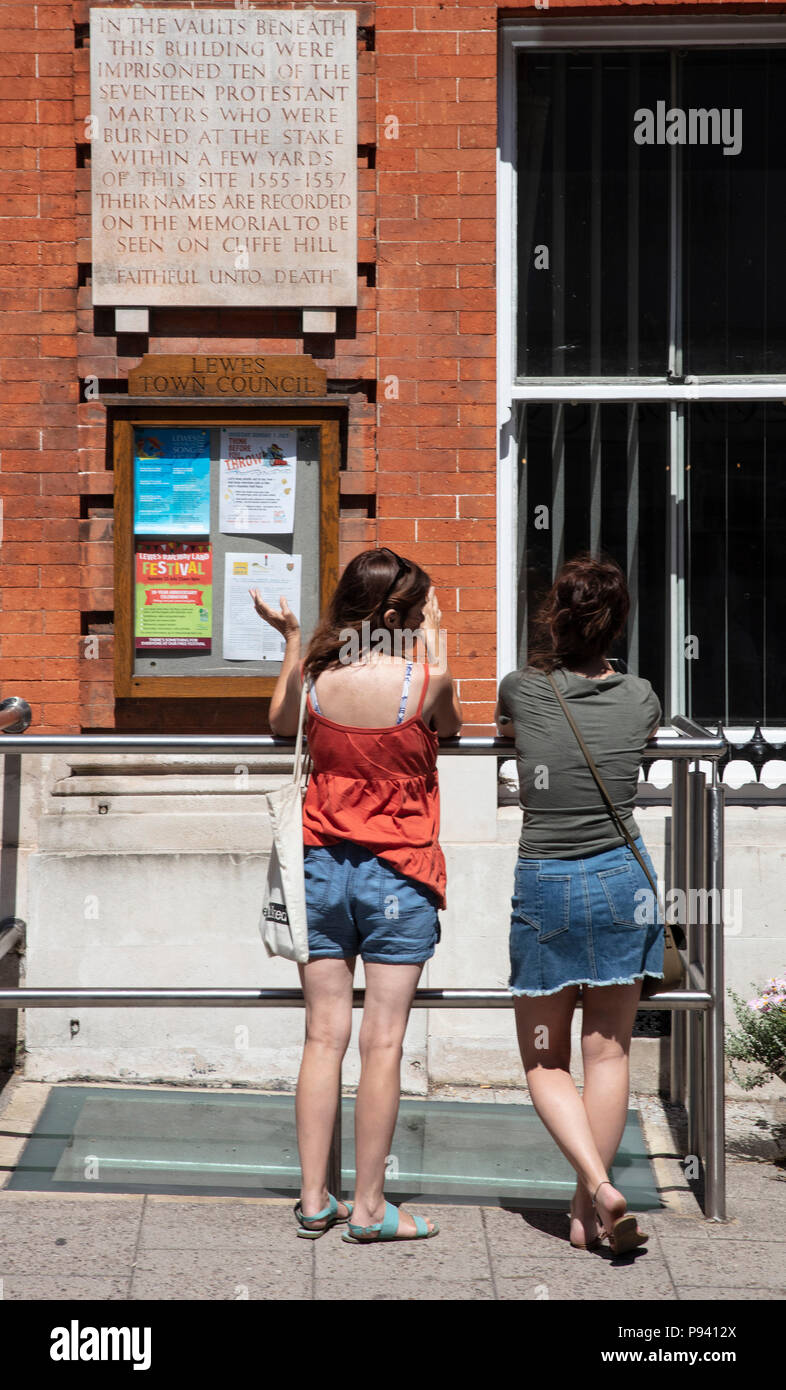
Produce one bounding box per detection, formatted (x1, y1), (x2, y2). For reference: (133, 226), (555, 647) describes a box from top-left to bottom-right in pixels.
(109, 358), (342, 698)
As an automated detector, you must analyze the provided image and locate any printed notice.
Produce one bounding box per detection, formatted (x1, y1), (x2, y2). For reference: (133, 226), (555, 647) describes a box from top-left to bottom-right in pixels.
(89, 8), (358, 308)
(134, 427), (211, 534)
(219, 428), (296, 534)
(223, 551), (301, 660)
(135, 542), (212, 650)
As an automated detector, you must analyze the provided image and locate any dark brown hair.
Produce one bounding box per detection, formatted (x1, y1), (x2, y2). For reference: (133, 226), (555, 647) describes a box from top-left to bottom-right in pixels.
(303, 547), (431, 679)
(527, 552), (630, 673)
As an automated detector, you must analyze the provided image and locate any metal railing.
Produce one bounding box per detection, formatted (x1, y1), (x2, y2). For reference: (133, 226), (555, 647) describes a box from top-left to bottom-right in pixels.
(0, 704), (728, 1218)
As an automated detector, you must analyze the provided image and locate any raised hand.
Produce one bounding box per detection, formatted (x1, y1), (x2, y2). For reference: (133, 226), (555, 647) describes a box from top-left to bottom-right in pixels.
(248, 590), (300, 641)
(419, 586), (444, 667)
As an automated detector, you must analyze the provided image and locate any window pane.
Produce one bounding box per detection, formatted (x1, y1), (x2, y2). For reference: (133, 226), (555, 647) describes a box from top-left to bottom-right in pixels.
(516, 51), (670, 377)
(682, 51), (786, 375)
(687, 404), (786, 724)
(518, 404), (668, 708)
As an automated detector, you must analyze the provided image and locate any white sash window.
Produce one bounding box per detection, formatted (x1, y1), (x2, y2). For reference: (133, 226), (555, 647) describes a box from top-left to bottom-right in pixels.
(498, 20), (786, 731)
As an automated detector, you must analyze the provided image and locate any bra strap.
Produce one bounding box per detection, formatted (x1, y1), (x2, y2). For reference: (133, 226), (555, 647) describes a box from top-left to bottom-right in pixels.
(395, 661), (413, 724)
(306, 673), (321, 715)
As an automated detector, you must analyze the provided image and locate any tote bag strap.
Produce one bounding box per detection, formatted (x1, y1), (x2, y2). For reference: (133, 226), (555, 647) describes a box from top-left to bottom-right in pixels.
(545, 670), (659, 903)
(292, 676), (311, 786)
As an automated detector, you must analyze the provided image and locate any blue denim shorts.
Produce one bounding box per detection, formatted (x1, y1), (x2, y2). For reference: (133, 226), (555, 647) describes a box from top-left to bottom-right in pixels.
(304, 842), (441, 964)
(509, 837), (665, 997)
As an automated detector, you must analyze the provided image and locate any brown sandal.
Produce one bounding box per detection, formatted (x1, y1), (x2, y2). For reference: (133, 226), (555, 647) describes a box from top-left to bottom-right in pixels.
(592, 1181), (649, 1255)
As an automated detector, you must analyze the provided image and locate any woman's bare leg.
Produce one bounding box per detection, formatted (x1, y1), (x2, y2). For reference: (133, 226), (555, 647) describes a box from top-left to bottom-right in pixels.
(351, 960), (436, 1237)
(574, 980), (643, 1238)
(515, 987), (627, 1243)
(295, 956), (355, 1225)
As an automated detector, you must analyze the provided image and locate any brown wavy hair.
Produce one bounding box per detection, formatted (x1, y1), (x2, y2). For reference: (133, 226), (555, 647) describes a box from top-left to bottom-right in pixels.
(527, 552), (630, 673)
(303, 547), (431, 680)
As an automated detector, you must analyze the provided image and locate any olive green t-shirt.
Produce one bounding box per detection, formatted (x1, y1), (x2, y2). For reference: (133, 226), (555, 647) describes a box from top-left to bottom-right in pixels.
(497, 666), (662, 859)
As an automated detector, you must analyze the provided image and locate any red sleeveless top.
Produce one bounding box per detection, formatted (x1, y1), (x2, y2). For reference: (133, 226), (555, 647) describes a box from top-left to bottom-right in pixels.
(301, 663), (447, 910)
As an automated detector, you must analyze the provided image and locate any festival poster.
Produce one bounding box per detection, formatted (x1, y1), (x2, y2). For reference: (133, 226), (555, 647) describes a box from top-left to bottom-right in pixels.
(133, 427), (211, 534)
(219, 428), (296, 535)
(223, 552), (301, 661)
(135, 542), (212, 651)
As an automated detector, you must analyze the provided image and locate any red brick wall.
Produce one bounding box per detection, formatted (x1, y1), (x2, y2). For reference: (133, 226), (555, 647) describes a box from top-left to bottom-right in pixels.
(375, 4), (498, 731)
(0, 0), (772, 734)
(0, 2), (80, 733)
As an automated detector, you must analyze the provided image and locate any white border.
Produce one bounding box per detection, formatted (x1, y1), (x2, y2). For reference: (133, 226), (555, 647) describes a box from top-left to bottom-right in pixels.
(496, 26), (518, 685)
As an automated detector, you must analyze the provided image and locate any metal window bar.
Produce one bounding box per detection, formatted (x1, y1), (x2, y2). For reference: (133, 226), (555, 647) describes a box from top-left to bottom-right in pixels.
(626, 57), (641, 679)
(0, 705), (728, 1220)
(626, 405), (640, 674)
(589, 402), (602, 556)
(627, 56), (640, 379)
(668, 402), (686, 720)
(551, 402), (565, 578)
(552, 54), (566, 378)
(668, 50), (683, 383)
(515, 400), (528, 668)
(590, 56), (602, 379)
(763, 408), (769, 724)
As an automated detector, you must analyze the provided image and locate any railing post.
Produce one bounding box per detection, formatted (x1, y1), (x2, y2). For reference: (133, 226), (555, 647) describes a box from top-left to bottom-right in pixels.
(704, 780), (727, 1220)
(687, 767), (706, 1163)
(669, 760), (689, 1105)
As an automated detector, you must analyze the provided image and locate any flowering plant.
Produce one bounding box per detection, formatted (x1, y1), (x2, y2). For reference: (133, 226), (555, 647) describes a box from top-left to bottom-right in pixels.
(726, 975), (786, 1090)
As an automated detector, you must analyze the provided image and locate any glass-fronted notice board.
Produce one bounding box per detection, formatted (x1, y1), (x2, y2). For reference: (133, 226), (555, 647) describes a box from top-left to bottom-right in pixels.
(112, 408), (340, 698)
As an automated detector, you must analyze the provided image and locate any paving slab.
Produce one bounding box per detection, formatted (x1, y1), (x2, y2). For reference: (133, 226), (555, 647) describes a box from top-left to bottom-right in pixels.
(497, 1263), (677, 1300)
(0, 1274), (130, 1301)
(137, 1195), (312, 1252)
(129, 1246), (312, 1301)
(0, 1194), (143, 1277)
(487, 1236), (676, 1291)
(678, 1285), (786, 1301)
(316, 1275), (497, 1300)
(481, 1203), (584, 1256)
(660, 1237), (786, 1291)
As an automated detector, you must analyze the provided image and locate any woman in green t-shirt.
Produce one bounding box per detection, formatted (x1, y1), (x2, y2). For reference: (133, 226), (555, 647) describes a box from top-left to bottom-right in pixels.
(496, 554), (663, 1255)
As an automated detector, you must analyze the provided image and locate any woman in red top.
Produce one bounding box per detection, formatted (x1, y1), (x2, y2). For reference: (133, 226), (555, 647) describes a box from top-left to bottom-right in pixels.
(252, 548), (461, 1244)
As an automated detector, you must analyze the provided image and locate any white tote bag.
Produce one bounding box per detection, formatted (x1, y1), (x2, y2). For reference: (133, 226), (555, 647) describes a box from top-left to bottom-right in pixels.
(260, 680), (311, 963)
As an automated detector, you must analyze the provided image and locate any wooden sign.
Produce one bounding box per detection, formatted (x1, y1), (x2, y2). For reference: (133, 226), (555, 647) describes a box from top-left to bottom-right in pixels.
(128, 354), (327, 398)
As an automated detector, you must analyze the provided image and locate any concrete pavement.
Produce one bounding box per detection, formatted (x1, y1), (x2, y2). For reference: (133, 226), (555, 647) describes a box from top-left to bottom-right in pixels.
(0, 1079), (784, 1301)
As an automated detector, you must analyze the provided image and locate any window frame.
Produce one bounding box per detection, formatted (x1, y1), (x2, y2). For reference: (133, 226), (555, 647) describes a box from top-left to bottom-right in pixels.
(497, 16), (786, 740)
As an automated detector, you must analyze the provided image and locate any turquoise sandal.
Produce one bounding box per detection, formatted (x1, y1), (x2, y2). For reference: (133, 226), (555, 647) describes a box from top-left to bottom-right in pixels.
(294, 1193), (353, 1239)
(342, 1199), (439, 1244)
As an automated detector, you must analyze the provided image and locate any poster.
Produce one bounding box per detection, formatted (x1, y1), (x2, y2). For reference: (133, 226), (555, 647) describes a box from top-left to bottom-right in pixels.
(223, 552), (302, 662)
(219, 428), (296, 535)
(134, 428), (211, 534)
(135, 542), (212, 651)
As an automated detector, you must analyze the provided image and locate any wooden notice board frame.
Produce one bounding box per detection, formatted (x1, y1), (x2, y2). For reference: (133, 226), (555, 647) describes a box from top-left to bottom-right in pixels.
(109, 401), (342, 699)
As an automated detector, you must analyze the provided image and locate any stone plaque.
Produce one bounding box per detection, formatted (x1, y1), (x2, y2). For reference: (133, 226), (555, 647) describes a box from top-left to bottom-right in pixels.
(128, 353), (327, 396)
(89, 7), (357, 307)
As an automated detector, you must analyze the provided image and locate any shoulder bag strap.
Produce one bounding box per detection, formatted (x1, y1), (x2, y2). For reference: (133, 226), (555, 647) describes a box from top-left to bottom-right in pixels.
(545, 670), (658, 902)
(292, 677), (311, 788)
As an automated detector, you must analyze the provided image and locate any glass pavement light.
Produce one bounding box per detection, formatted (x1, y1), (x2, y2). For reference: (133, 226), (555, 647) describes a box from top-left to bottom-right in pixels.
(7, 1088), (662, 1210)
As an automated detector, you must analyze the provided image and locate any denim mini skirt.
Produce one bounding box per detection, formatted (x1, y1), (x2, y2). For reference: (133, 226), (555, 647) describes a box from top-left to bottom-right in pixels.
(508, 837), (665, 997)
